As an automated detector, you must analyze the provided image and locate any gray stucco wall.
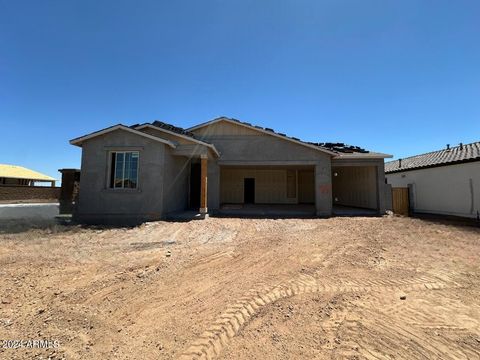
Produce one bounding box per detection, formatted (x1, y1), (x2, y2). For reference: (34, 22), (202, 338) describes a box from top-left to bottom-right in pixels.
(195, 128), (333, 216)
(315, 162), (332, 216)
(76, 129), (167, 224)
(207, 159), (220, 211)
(201, 134), (330, 164)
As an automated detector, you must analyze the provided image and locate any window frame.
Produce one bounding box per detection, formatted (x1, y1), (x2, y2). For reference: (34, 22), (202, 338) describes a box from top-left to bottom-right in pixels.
(107, 150), (140, 190)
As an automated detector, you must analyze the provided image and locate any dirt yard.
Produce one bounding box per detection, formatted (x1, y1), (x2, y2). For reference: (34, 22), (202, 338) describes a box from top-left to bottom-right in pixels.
(0, 216), (479, 359)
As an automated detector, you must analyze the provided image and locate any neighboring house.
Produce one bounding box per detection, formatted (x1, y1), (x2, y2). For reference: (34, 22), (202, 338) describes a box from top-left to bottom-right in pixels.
(0, 164), (59, 203)
(385, 142), (480, 219)
(0, 164), (56, 187)
(70, 117), (392, 224)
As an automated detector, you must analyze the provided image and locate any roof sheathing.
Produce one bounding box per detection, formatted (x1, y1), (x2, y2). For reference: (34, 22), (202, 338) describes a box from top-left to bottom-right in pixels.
(0, 164), (56, 181)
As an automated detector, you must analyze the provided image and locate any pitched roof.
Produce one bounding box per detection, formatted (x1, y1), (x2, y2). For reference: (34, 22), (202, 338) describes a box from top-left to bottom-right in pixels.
(188, 116), (391, 159)
(307, 142), (369, 154)
(134, 120), (199, 137)
(134, 121), (220, 157)
(385, 141), (480, 173)
(0, 164), (56, 181)
(70, 124), (176, 148)
(70, 117), (391, 159)
(188, 117), (336, 155)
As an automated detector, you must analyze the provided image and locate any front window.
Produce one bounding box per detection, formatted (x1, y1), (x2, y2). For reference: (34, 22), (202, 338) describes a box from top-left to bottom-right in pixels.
(109, 151), (139, 189)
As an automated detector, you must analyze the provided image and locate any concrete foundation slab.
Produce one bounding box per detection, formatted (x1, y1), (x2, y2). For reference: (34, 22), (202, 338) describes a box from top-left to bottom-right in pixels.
(216, 204), (316, 218)
(332, 205), (378, 216)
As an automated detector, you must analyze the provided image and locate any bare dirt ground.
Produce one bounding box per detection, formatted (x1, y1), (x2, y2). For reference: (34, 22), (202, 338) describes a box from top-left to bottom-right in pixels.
(0, 215), (479, 359)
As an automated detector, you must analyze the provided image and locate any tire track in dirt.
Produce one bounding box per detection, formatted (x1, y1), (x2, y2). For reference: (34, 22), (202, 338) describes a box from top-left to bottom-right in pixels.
(334, 304), (479, 360)
(177, 273), (463, 360)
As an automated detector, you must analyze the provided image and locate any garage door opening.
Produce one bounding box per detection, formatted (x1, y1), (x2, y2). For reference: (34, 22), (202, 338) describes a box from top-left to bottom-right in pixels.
(332, 166), (378, 215)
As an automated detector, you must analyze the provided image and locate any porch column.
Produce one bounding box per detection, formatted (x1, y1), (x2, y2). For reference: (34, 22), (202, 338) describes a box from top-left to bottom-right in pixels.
(315, 161), (332, 217)
(200, 155), (208, 215)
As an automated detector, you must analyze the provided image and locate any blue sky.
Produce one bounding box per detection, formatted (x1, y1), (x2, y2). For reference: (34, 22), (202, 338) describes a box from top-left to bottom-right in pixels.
(1, 0), (479, 180)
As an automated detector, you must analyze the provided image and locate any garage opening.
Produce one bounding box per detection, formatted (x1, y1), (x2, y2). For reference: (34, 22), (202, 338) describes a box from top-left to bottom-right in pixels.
(219, 166), (315, 216)
(332, 166), (378, 214)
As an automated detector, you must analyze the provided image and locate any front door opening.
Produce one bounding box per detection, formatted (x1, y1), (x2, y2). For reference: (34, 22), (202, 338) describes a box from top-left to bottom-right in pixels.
(189, 162), (201, 209)
(244, 178), (255, 204)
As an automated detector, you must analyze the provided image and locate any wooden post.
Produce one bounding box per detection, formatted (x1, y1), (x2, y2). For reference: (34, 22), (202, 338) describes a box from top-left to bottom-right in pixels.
(200, 156), (208, 215)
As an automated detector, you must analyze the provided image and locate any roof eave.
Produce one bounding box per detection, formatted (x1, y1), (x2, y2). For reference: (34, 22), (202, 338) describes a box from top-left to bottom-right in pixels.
(69, 124), (177, 148)
(1, 176), (56, 181)
(134, 124), (220, 157)
(333, 153), (393, 160)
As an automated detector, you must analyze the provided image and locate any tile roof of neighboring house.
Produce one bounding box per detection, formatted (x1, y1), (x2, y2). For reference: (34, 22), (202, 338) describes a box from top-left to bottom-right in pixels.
(0, 164), (56, 181)
(385, 141), (480, 173)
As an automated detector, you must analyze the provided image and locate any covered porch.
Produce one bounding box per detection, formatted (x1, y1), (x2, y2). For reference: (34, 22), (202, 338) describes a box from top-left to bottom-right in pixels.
(185, 161), (326, 218)
(219, 165), (315, 204)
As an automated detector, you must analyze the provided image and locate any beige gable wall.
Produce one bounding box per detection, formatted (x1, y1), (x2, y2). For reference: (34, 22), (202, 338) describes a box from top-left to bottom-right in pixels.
(192, 120), (330, 163)
(193, 121), (261, 138)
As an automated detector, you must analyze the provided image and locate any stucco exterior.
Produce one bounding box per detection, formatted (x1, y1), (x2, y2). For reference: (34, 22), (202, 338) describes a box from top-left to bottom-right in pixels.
(71, 118), (391, 224)
(76, 129), (167, 224)
(386, 161), (480, 219)
(191, 121), (334, 216)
